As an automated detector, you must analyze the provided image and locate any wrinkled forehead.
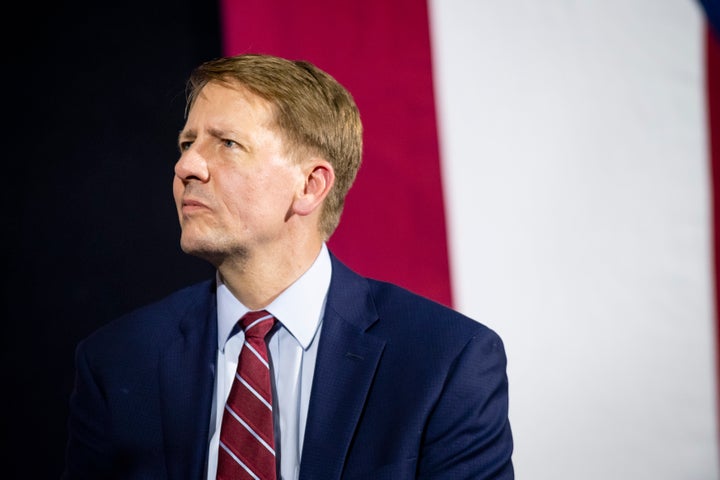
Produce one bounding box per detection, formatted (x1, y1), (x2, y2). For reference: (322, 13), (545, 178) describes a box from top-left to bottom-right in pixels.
(190, 78), (306, 159)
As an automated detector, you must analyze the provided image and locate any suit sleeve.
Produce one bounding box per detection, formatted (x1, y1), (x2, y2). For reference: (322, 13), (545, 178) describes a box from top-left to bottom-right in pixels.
(417, 329), (514, 479)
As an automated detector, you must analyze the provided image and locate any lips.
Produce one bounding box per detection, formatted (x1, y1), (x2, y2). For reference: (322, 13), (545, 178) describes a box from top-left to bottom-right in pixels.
(183, 198), (207, 207)
(181, 197), (210, 213)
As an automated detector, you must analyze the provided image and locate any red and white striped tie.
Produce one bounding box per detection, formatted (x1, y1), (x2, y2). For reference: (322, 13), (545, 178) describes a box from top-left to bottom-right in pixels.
(217, 310), (277, 480)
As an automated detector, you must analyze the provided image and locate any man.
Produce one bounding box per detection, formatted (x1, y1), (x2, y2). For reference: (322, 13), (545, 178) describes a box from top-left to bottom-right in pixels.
(63, 53), (514, 479)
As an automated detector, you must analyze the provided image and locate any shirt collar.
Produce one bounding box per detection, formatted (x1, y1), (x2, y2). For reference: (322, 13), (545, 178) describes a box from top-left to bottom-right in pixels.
(217, 243), (332, 351)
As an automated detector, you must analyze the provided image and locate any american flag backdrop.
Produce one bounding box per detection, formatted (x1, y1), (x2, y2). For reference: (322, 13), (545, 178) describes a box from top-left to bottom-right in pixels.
(220, 1), (719, 478)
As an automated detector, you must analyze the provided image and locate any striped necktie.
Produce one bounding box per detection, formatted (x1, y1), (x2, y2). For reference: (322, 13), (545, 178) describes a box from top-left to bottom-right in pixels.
(217, 310), (277, 480)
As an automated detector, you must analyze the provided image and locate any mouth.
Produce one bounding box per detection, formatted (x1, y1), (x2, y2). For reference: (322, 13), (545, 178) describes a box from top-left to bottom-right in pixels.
(181, 198), (210, 214)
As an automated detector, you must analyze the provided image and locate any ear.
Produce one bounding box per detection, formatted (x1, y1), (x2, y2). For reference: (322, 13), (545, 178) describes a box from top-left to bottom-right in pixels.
(292, 159), (335, 216)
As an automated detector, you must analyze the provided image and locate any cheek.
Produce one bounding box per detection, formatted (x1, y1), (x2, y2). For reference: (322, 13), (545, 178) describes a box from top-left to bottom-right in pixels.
(259, 165), (302, 198)
(217, 166), (298, 219)
(217, 179), (255, 219)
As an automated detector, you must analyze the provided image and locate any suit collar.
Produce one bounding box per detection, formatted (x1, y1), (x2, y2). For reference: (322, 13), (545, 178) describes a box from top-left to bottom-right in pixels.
(300, 254), (385, 480)
(159, 280), (218, 480)
(324, 252), (379, 331)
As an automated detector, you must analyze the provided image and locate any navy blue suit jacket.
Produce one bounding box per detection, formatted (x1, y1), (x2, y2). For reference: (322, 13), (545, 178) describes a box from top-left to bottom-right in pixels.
(63, 253), (514, 479)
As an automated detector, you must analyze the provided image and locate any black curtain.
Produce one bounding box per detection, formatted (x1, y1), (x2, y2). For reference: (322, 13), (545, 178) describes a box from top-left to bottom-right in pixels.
(4, 1), (221, 477)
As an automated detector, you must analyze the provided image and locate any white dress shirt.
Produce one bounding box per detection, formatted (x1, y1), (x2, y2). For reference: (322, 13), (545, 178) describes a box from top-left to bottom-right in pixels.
(206, 244), (331, 480)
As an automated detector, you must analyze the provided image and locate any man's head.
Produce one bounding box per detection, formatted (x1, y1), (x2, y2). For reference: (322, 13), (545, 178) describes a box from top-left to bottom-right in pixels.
(185, 53), (363, 239)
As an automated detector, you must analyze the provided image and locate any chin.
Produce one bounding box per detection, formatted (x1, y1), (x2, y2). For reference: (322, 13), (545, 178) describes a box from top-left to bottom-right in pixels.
(180, 237), (217, 262)
(181, 247), (223, 268)
(180, 236), (248, 268)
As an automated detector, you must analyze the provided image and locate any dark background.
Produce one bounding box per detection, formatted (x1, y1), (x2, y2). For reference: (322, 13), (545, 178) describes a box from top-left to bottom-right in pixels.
(4, 1), (221, 477)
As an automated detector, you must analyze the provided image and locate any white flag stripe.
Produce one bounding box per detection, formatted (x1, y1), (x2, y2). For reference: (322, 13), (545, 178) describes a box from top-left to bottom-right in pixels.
(429, 1), (718, 479)
(219, 440), (261, 480)
(224, 405), (276, 455)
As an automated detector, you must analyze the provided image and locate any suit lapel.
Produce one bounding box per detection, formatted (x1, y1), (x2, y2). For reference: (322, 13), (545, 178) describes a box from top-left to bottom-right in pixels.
(159, 282), (218, 480)
(299, 256), (385, 480)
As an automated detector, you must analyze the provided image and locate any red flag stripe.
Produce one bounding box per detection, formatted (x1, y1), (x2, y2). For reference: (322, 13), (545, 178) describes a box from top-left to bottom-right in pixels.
(706, 24), (720, 437)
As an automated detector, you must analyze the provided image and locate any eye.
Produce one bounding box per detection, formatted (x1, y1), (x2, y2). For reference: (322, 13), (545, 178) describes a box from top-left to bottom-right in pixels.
(222, 139), (239, 148)
(179, 141), (192, 152)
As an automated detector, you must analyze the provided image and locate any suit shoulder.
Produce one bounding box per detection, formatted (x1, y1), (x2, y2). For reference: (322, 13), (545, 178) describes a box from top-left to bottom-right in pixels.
(80, 279), (215, 350)
(366, 278), (500, 340)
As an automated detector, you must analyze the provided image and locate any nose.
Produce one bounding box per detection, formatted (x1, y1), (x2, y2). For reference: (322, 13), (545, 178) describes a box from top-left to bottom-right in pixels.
(174, 145), (210, 183)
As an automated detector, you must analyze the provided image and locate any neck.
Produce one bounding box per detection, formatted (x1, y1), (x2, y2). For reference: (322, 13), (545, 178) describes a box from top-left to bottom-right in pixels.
(217, 240), (324, 310)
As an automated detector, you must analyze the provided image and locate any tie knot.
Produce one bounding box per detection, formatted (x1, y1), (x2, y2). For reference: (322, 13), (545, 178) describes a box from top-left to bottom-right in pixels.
(240, 310), (275, 339)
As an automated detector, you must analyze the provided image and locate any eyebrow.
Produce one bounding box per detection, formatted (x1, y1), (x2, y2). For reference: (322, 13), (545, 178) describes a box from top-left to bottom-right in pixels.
(177, 127), (230, 143)
(207, 127), (228, 139)
(178, 127), (253, 152)
(207, 127), (246, 141)
(178, 129), (195, 142)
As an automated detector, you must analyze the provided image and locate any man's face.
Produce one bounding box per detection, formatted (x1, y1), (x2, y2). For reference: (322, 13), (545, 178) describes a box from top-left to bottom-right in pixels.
(173, 81), (304, 265)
